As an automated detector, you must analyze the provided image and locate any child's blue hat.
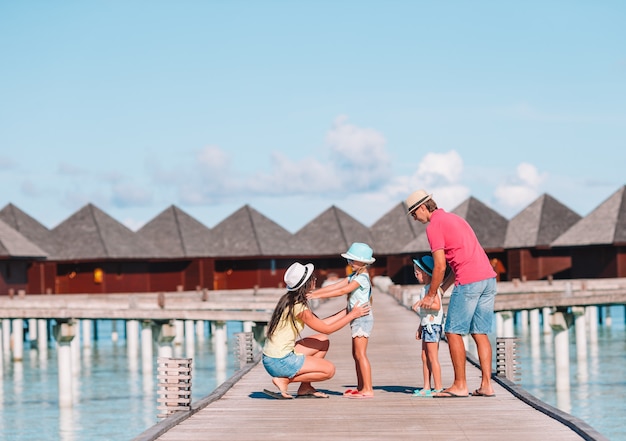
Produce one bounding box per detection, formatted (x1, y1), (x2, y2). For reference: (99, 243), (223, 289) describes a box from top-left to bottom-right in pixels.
(413, 255), (434, 276)
(341, 242), (375, 264)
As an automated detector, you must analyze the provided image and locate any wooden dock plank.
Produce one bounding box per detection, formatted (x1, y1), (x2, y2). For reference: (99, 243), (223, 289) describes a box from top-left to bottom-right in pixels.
(138, 289), (603, 441)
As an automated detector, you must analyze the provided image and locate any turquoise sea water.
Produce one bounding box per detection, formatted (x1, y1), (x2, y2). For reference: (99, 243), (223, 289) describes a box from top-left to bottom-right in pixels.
(514, 305), (626, 440)
(0, 320), (243, 440)
(1, 306), (625, 440)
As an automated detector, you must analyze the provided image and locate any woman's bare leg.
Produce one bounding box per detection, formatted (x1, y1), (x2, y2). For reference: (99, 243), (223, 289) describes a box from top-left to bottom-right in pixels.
(292, 334), (331, 395)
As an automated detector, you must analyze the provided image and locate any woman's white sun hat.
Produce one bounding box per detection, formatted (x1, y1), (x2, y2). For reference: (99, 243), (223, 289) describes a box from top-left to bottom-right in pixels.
(405, 190), (432, 215)
(284, 262), (315, 291)
(341, 242), (376, 264)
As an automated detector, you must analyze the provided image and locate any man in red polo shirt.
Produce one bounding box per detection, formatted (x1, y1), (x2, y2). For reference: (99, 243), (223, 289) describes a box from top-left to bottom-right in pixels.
(406, 189), (497, 398)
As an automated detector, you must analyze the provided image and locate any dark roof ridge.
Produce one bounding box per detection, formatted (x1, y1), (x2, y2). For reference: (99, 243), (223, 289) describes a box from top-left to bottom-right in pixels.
(244, 205), (264, 254)
(171, 205), (188, 256)
(331, 205), (350, 246)
(88, 204), (110, 257)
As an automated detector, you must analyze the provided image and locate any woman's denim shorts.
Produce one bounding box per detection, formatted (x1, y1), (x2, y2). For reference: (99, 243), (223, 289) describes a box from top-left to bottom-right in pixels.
(350, 313), (374, 338)
(445, 278), (496, 335)
(262, 352), (305, 379)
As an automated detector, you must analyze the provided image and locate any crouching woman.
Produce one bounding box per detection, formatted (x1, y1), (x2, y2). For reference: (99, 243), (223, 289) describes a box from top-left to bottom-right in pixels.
(262, 262), (371, 399)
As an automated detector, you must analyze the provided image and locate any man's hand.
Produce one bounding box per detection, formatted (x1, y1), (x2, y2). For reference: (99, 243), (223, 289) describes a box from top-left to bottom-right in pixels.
(418, 294), (440, 311)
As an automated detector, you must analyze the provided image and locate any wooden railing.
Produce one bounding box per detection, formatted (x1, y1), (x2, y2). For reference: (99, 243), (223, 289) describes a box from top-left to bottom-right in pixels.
(0, 289), (285, 321)
(386, 277), (626, 312)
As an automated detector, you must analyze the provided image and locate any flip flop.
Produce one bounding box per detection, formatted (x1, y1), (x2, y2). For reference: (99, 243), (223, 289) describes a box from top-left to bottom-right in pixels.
(472, 389), (495, 397)
(262, 389), (294, 400)
(343, 389), (358, 396)
(412, 388), (432, 397)
(413, 388), (442, 397)
(297, 391), (329, 399)
(347, 392), (374, 399)
(432, 391), (468, 398)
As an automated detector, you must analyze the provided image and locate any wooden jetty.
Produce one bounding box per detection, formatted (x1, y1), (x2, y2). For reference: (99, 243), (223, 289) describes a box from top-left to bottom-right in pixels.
(133, 289), (607, 441)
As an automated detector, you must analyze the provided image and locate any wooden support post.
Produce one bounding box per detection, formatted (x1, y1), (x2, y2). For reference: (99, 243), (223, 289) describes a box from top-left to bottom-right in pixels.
(53, 320), (76, 407)
(155, 321), (176, 358)
(141, 320), (154, 373)
(156, 357), (192, 419)
(496, 337), (520, 383)
(550, 308), (573, 391)
(2, 319), (11, 356)
(12, 318), (24, 361)
(213, 321), (227, 385)
(235, 332), (254, 369)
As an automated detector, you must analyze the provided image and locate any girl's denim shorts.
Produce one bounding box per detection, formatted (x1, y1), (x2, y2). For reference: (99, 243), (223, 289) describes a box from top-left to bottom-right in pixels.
(350, 313), (374, 338)
(262, 352), (305, 379)
(421, 323), (443, 343)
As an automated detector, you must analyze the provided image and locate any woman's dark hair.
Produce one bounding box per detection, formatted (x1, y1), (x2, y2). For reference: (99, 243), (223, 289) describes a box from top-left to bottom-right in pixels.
(266, 277), (314, 339)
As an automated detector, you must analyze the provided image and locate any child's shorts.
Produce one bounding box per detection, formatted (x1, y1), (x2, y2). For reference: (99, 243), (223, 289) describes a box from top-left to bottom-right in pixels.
(351, 314), (374, 338)
(421, 324), (443, 343)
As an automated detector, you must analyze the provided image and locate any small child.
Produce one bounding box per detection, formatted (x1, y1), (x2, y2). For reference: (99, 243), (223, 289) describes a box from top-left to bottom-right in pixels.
(308, 242), (375, 399)
(411, 255), (444, 397)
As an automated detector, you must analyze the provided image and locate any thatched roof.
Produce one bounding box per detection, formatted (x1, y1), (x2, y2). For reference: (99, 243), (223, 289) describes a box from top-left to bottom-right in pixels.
(403, 197), (508, 253)
(370, 202), (425, 254)
(0, 203), (60, 257)
(51, 204), (162, 260)
(137, 205), (214, 258)
(504, 194), (582, 249)
(211, 205), (294, 257)
(552, 185), (626, 247)
(289, 205), (374, 256)
(0, 219), (47, 258)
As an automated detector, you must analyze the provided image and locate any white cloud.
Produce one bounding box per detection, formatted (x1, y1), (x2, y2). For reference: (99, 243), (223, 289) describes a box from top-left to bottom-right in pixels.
(184, 115), (393, 203)
(250, 151), (339, 195)
(197, 145), (230, 172)
(392, 150), (471, 210)
(516, 162), (544, 187)
(413, 150), (464, 187)
(494, 162), (547, 210)
(122, 217), (146, 232)
(429, 185), (472, 211)
(325, 115), (391, 189)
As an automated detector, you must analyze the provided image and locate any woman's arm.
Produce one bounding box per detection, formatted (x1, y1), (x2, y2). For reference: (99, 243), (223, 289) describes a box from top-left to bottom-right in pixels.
(320, 308), (347, 326)
(297, 302), (370, 334)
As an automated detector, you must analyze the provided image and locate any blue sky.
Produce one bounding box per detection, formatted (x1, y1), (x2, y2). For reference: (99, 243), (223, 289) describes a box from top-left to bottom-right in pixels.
(1, 1), (624, 233)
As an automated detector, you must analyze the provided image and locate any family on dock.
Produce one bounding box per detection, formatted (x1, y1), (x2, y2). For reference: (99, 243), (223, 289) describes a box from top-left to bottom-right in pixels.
(261, 189), (497, 400)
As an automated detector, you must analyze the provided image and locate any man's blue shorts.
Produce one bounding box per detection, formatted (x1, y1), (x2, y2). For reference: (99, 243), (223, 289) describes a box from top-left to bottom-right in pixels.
(444, 278), (496, 335)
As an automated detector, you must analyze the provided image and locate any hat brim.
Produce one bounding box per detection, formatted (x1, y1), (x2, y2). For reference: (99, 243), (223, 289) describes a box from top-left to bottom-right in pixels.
(287, 263), (314, 291)
(406, 193), (432, 215)
(412, 257), (433, 276)
(341, 252), (375, 264)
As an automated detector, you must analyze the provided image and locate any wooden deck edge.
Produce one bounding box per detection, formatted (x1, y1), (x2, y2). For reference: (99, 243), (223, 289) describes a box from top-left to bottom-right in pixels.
(131, 352), (263, 441)
(465, 352), (609, 441)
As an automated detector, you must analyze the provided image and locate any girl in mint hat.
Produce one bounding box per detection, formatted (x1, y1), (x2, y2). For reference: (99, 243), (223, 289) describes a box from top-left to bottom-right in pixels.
(308, 242), (375, 399)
